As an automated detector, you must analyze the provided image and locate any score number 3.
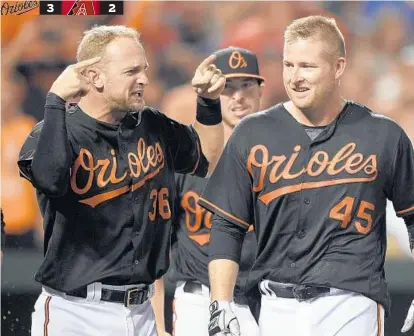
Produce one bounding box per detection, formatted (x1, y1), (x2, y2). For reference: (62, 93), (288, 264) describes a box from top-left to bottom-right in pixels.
(329, 197), (375, 234)
(149, 188), (171, 221)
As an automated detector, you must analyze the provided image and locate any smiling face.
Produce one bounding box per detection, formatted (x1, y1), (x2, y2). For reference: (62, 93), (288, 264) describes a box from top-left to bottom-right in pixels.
(98, 37), (149, 113)
(283, 37), (346, 112)
(283, 38), (345, 110)
(220, 77), (263, 127)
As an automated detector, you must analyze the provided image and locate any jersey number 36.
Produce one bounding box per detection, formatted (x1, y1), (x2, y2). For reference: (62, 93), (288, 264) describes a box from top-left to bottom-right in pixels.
(149, 188), (172, 221)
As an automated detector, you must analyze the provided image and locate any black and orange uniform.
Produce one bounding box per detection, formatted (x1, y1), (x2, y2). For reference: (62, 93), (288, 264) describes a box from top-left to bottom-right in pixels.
(18, 93), (211, 294)
(170, 174), (256, 300)
(199, 102), (414, 316)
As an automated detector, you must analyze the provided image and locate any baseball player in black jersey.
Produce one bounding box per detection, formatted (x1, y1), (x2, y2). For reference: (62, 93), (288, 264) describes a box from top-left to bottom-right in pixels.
(17, 25), (227, 336)
(198, 16), (414, 336)
(155, 47), (265, 336)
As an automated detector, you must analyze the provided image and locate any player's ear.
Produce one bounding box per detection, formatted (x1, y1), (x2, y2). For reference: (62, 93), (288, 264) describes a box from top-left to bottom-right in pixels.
(86, 68), (104, 89)
(335, 57), (346, 81)
(259, 81), (265, 98)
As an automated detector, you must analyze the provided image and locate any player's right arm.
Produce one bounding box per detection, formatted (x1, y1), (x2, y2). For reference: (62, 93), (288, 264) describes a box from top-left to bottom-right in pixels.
(208, 215), (246, 301)
(17, 57), (101, 197)
(197, 119), (253, 335)
(198, 119), (253, 295)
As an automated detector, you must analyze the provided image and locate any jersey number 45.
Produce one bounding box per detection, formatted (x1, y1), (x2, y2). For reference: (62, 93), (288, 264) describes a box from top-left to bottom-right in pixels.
(329, 196), (375, 234)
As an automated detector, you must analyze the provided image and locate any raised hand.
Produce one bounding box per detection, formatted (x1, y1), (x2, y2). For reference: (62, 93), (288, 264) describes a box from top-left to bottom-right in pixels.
(192, 55), (226, 100)
(49, 57), (101, 101)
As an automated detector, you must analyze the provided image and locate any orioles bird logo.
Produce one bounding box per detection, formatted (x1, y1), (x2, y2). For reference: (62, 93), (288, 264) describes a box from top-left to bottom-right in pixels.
(229, 51), (248, 69)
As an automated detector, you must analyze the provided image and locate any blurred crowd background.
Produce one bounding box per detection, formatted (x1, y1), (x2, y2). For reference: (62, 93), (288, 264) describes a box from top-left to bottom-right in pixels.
(1, 1), (414, 335)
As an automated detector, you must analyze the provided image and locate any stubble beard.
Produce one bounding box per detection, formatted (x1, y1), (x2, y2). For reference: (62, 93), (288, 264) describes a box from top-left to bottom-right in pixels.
(110, 100), (144, 115)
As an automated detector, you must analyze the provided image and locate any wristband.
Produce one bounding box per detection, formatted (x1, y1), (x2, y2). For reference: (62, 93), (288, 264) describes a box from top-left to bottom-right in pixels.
(196, 96), (222, 125)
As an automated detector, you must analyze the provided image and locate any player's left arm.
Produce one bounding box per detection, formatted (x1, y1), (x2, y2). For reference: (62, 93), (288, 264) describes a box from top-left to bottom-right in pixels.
(192, 97), (224, 176)
(161, 97), (224, 178)
(160, 115), (209, 178)
(191, 54), (226, 175)
(161, 54), (226, 177)
(386, 129), (414, 248)
(386, 129), (414, 332)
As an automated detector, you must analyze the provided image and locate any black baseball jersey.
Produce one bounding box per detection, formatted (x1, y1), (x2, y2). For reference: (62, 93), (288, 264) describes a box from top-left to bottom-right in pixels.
(18, 96), (207, 293)
(199, 101), (414, 315)
(170, 173), (256, 295)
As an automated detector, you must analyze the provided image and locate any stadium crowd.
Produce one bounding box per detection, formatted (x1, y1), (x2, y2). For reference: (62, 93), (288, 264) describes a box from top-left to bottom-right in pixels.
(2, 0), (413, 259)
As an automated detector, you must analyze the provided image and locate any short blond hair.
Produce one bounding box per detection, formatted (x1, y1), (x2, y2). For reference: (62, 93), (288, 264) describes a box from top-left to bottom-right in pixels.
(76, 25), (141, 62)
(284, 16), (346, 58)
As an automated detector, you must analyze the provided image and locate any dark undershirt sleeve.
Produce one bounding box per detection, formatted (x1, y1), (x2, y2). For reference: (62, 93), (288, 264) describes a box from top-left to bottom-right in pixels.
(208, 214), (247, 264)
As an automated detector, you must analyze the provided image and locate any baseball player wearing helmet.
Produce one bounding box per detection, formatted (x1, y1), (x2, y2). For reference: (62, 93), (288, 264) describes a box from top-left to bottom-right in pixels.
(198, 15), (414, 336)
(18, 25), (227, 336)
(154, 47), (265, 336)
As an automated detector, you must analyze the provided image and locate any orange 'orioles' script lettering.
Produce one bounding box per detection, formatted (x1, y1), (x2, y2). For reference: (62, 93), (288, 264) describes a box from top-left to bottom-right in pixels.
(247, 143), (377, 205)
(181, 191), (254, 245)
(181, 191), (212, 246)
(71, 139), (165, 208)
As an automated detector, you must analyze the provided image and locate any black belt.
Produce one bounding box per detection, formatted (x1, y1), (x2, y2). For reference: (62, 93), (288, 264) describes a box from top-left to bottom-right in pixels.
(183, 281), (249, 306)
(66, 285), (151, 307)
(261, 281), (330, 302)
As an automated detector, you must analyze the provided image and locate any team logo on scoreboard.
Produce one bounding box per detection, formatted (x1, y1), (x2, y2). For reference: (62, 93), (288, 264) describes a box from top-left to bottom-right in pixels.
(64, 0), (98, 15)
(1, 0), (39, 15)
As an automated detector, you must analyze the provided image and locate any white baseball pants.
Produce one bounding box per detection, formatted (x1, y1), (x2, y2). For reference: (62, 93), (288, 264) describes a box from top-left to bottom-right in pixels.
(259, 281), (384, 336)
(172, 281), (259, 336)
(31, 284), (157, 336)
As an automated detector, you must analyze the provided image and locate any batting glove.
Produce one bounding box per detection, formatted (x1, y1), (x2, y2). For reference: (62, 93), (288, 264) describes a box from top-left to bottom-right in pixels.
(208, 300), (241, 336)
(402, 299), (414, 333)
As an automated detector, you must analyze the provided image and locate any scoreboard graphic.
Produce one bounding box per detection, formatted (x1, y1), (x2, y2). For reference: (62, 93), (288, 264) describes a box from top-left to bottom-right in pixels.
(64, 0), (100, 15)
(0, 0), (123, 15)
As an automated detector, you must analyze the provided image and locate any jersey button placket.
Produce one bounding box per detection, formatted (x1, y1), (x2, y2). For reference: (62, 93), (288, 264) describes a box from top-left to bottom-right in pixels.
(296, 144), (312, 239)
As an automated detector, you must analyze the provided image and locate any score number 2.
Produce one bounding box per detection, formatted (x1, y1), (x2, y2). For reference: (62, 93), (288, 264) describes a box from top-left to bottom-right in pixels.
(101, 1), (124, 15)
(329, 197), (375, 234)
(148, 188), (171, 221)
